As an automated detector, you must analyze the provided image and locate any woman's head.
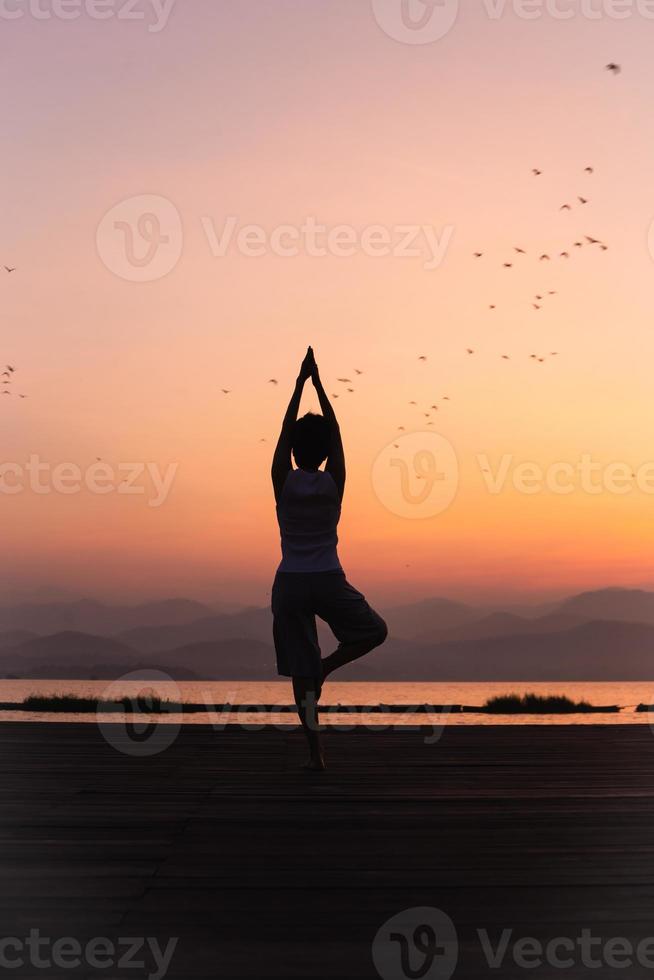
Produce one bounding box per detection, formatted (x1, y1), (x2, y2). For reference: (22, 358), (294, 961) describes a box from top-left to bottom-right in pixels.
(292, 413), (330, 471)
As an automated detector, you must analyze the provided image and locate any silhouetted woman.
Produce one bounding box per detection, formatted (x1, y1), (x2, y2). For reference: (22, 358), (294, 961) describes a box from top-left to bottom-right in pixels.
(271, 348), (388, 770)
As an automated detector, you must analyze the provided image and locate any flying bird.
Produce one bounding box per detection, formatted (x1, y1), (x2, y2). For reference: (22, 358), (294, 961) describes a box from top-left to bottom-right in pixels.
(586, 236), (600, 244)
(268, 379), (278, 385)
(6, 366), (15, 373)
(578, 197), (588, 205)
(533, 304), (541, 310)
(418, 356), (428, 362)
(503, 263), (513, 268)
(501, 355), (511, 360)
(473, 252), (483, 258)
(606, 63), (621, 74)
(221, 389), (231, 395)
(337, 377), (353, 383)
(574, 241), (583, 248)
(466, 348), (475, 355)
(584, 167), (594, 174)
(540, 254), (550, 261)
(560, 252), (570, 259)
(355, 369), (364, 375)
(4, 266), (15, 273)
(489, 305), (496, 310)
(514, 247), (526, 254)
(560, 204), (572, 211)
(532, 169), (542, 176)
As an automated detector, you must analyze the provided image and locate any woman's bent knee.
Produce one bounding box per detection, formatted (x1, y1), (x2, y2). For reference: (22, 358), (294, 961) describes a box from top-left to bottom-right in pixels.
(370, 614), (388, 649)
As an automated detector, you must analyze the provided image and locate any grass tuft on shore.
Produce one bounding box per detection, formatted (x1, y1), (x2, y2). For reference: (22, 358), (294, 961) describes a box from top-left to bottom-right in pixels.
(484, 693), (596, 714)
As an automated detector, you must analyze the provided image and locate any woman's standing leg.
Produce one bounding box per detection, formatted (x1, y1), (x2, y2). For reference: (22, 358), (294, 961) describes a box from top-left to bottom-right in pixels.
(292, 677), (325, 771)
(272, 573), (326, 770)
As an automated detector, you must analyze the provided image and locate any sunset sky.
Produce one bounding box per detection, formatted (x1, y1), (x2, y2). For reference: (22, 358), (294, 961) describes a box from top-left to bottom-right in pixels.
(2, 0), (654, 607)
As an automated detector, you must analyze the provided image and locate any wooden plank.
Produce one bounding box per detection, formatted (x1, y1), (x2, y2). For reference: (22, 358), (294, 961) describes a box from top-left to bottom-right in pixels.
(1, 723), (654, 978)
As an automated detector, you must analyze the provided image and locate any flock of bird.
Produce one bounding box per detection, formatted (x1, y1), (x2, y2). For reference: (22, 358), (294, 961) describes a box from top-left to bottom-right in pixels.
(221, 189), (584, 438)
(461, 63), (621, 367)
(221, 64), (625, 443)
(233, 156), (608, 442)
(221, 367), (457, 445)
(5, 65), (620, 435)
(1, 364), (27, 399)
(470, 162), (608, 354)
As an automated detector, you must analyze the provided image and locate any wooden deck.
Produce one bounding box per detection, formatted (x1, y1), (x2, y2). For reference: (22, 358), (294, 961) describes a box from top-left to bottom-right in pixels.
(2, 722), (654, 978)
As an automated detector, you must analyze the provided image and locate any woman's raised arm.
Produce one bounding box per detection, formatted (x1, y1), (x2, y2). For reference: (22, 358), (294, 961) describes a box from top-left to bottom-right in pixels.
(271, 348), (315, 503)
(311, 359), (346, 500)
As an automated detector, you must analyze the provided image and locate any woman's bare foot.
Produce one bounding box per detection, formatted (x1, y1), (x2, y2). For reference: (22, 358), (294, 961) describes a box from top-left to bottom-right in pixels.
(303, 752), (326, 772)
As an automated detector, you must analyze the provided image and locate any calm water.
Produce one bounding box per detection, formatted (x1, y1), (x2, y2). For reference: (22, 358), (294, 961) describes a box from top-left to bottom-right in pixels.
(1, 680), (654, 726)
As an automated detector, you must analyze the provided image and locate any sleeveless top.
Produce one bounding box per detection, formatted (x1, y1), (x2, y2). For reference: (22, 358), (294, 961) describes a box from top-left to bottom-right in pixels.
(276, 468), (343, 573)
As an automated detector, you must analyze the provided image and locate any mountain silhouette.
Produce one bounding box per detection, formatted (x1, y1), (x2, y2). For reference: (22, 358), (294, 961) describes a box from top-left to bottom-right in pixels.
(6, 631), (136, 664)
(557, 588), (654, 625)
(2, 589), (654, 681)
(0, 599), (216, 637)
(414, 611), (586, 645)
(0, 630), (38, 649)
(154, 640), (276, 679)
(119, 607), (274, 653)
(332, 620), (654, 681)
(3, 619), (654, 682)
(383, 597), (479, 640)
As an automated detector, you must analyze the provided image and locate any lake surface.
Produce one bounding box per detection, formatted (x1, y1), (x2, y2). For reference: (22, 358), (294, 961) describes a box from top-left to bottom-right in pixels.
(1, 679), (654, 726)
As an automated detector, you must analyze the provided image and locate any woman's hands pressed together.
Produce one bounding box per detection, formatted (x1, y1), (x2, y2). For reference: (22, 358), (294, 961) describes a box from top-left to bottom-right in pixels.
(298, 347), (316, 385)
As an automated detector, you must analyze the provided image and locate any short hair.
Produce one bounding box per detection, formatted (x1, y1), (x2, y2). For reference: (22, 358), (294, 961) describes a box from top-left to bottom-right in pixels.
(292, 413), (330, 470)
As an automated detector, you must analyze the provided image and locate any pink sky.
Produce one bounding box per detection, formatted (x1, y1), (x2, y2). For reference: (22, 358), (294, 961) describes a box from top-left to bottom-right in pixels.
(2, 0), (654, 606)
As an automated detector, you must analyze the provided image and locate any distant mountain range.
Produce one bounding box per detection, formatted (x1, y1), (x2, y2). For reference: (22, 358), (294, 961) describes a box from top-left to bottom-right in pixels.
(0, 599), (223, 637)
(2, 587), (654, 680)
